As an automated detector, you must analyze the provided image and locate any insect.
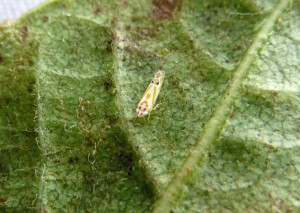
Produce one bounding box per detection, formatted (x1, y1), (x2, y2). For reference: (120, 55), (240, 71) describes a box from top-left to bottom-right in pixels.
(136, 70), (165, 117)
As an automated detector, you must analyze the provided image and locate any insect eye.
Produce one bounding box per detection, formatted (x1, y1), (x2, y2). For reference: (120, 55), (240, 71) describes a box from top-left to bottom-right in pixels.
(156, 82), (159, 85)
(151, 81), (154, 83)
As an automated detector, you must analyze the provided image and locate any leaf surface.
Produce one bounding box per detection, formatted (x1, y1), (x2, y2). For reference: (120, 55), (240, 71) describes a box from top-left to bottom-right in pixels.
(0, 0), (299, 212)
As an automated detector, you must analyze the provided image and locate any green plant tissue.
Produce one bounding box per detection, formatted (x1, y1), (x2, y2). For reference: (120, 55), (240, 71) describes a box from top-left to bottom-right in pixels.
(0, 0), (299, 212)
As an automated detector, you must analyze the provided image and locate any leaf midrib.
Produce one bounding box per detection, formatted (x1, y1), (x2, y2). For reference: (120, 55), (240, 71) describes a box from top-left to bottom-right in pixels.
(153, 0), (290, 212)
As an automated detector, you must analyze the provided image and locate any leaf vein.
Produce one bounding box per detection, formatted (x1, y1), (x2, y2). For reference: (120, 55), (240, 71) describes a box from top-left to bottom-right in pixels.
(153, 1), (291, 212)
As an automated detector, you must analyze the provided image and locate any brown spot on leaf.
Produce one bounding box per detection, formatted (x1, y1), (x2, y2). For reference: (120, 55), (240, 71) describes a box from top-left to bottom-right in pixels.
(84, 133), (96, 147)
(0, 198), (6, 206)
(153, 0), (182, 20)
(93, 5), (102, 16)
(42, 16), (49, 22)
(233, 44), (242, 50)
(122, 0), (128, 8)
(21, 26), (28, 40)
(125, 25), (131, 31)
(138, 28), (157, 37)
(41, 208), (47, 213)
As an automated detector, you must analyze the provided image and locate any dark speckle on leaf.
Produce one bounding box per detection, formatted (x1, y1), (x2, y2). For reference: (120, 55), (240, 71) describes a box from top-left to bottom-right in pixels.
(104, 80), (113, 90)
(27, 85), (33, 93)
(53, 159), (61, 164)
(21, 26), (28, 40)
(128, 166), (133, 176)
(84, 134), (95, 147)
(42, 16), (49, 22)
(0, 198), (6, 206)
(122, 0), (128, 8)
(233, 44), (242, 50)
(152, 0), (182, 20)
(68, 156), (79, 164)
(106, 38), (113, 52)
(93, 5), (102, 16)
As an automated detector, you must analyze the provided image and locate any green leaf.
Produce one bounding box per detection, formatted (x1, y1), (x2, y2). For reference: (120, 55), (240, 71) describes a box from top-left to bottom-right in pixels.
(0, 0), (299, 212)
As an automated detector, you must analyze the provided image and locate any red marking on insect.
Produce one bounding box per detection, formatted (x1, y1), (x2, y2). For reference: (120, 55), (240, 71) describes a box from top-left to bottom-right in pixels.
(136, 70), (165, 118)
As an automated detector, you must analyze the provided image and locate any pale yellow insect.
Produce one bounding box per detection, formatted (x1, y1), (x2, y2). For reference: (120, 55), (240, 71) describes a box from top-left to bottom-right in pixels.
(136, 70), (165, 117)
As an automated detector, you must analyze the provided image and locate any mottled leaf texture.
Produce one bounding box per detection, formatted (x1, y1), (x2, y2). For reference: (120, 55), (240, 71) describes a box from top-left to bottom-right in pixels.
(0, 0), (299, 212)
